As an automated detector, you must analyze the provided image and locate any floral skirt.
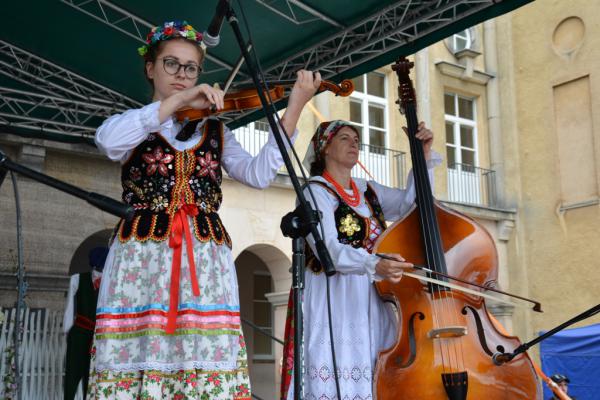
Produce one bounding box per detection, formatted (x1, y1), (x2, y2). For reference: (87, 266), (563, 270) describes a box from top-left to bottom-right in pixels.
(87, 231), (251, 399)
(86, 337), (250, 399)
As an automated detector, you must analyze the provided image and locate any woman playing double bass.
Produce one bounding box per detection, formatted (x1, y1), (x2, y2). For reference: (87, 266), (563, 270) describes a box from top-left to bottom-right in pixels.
(280, 119), (441, 399)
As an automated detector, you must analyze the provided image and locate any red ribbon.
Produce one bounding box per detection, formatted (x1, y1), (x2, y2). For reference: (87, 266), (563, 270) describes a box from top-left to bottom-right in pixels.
(166, 204), (200, 334)
(74, 314), (95, 332)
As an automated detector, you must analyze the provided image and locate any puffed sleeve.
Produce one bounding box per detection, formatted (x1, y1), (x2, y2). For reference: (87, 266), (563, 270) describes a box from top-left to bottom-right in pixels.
(95, 101), (173, 162)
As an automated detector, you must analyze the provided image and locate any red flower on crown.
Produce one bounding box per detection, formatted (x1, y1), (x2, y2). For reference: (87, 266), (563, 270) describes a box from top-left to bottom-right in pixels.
(142, 147), (174, 176)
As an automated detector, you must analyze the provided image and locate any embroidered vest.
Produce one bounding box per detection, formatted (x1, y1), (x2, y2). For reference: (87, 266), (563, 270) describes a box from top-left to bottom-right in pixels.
(117, 119), (231, 247)
(306, 180), (387, 273)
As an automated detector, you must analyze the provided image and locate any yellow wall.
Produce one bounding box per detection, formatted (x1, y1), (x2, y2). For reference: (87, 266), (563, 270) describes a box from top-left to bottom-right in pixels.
(506, 0), (600, 340)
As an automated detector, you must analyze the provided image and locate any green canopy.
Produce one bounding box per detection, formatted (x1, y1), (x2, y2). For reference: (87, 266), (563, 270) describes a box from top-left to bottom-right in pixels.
(0, 0), (533, 145)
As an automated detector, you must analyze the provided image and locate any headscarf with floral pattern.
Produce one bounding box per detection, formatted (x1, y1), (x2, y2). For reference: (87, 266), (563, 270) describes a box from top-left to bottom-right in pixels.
(302, 120), (360, 172)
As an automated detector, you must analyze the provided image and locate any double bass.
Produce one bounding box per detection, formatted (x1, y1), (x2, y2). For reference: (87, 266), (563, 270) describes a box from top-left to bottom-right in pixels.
(373, 57), (541, 399)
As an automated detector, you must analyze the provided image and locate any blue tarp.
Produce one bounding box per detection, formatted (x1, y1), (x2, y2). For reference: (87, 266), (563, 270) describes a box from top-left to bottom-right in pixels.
(540, 322), (600, 399)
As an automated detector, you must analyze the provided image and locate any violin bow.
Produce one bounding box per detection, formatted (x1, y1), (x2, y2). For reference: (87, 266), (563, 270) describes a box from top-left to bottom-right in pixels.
(222, 42), (253, 95)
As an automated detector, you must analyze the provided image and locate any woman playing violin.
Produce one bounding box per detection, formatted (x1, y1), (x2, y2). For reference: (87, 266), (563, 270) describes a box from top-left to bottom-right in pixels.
(281, 120), (441, 399)
(91, 20), (320, 400)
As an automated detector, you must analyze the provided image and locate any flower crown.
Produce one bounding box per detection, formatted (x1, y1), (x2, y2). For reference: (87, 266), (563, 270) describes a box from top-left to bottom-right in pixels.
(138, 21), (203, 57)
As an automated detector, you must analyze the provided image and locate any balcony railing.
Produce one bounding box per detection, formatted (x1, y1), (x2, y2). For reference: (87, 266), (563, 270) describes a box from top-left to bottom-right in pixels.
(447, 163), (497, 207)
(232, 120), (270, 157)
(233, 124), (408, 189)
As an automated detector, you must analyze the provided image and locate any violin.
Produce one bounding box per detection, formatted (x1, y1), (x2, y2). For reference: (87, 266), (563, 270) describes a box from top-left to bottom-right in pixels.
(372, 57), (541, 399)
(174, 79), (354, 123)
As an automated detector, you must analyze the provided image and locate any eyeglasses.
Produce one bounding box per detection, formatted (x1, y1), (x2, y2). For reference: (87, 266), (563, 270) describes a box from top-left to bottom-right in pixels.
(159, 57), (201, 79)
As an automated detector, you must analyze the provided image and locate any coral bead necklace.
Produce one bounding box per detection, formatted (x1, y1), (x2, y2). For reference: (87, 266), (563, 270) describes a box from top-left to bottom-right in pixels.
(323, 170), (360, 207)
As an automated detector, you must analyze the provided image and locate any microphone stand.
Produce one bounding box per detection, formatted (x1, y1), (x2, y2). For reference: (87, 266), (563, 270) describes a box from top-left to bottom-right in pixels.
(220, 3), (337, 399)
(280, 207), (320, 399)
(493, 303), (600, 365)
(0, 148), (133, 220)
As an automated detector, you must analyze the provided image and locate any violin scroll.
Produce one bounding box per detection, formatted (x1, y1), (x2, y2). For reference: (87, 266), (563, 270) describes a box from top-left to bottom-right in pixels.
(319, 79), (354, 97)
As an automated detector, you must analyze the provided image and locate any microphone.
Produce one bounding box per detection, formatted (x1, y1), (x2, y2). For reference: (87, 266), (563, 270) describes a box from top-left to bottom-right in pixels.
(203, 0), (230, 48)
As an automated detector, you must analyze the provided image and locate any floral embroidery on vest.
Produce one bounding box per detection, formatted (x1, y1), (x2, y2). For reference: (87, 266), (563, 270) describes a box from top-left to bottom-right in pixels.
(306, 181), (387, 274)
(117, 119), (231, 247)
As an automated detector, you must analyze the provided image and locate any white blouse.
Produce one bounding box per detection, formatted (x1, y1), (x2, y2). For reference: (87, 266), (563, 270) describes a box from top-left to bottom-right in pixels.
(95, 101), (298, 189)
(304, 152), (442, 281)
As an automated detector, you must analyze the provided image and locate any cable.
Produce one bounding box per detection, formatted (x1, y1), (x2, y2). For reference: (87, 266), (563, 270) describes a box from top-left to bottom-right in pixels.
(10, 171), (25, 400)
(235, 0), (325, 239)
(325, 268), (343, 398)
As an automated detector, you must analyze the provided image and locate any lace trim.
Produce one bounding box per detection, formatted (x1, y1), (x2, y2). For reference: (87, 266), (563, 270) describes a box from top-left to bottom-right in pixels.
(94, 360), (240, 373)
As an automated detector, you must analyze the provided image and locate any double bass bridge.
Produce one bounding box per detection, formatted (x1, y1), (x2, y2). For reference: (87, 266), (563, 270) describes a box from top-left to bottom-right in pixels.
(427, 326), (468, 339)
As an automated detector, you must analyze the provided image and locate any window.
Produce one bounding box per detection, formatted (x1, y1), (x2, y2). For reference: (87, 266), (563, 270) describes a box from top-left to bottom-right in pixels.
(445, 93), (481, 204)
(445, 28), (476, 54)
(444, 93), (477, 169)
(252, 272), (273, 358)
(253, 117), (270, 133)
(349, 72), (388, 153)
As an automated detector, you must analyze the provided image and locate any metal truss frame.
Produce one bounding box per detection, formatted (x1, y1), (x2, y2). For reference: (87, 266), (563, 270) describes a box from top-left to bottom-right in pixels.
(226, 0), (509, 125)
(0, 86), (113, 137)
(60, 0), (239, 77)
(255, 0), (344, 28)
(0, 39), (142, 138)
(252, 0), (506, 81)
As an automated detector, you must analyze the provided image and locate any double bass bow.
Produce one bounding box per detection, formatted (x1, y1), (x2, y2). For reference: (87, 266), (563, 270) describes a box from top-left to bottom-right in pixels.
(372, 57), (541, 399)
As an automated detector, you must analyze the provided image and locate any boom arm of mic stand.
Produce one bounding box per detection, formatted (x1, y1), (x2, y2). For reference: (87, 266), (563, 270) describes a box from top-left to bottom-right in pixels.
(0, 148), (133, 220)
(224, 5), (336, 276)
(493, 302), (600, 366)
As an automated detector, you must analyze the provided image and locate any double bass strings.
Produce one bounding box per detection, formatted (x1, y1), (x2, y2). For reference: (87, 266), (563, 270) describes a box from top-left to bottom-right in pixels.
(405, 100), (467, 378)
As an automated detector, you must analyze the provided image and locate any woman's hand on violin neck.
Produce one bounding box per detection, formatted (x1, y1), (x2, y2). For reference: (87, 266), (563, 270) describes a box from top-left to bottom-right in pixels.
(289, 70), (322, 107)
(279, 70), (322, 138)
(402, 121), (434, 160)
(375, 253), (413, 284)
